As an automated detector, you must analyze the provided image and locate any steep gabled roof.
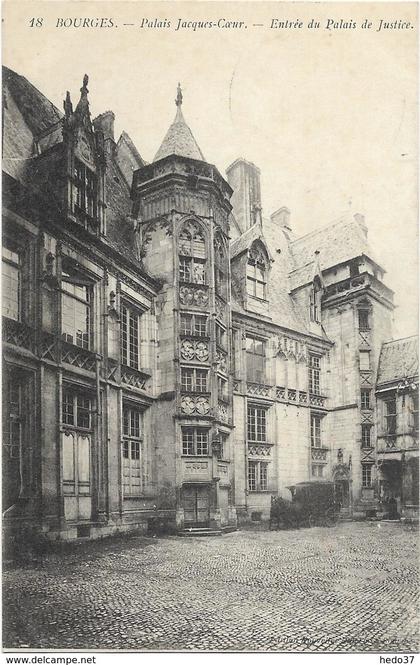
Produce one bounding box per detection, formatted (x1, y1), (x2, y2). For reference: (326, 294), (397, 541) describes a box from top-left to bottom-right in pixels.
(377, 336), (419, 386)
(154, 84), (205, 162)
(288, 214), (380, 290)
(3, 65), (62, 135)
(230, 223), (273, 262)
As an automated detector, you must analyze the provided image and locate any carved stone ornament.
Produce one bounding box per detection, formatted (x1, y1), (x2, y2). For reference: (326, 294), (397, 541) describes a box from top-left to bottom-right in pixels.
(180, 340), (195, 361)
(196, 341), (209, 362)
(179, 285), (209, 307)
(181, 395), (210, 416)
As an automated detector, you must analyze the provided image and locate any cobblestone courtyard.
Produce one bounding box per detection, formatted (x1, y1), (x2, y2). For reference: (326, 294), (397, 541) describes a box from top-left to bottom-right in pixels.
(3, 522), (419, 652)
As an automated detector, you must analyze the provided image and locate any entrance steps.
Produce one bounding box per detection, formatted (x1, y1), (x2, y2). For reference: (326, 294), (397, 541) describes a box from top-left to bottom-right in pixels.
(178, 527), (222, 537)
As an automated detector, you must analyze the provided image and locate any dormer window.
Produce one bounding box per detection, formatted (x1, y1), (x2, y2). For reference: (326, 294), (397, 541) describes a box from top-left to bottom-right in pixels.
(178, 221), (206, 284)
(73, 158), (96, 222)
(247, 246), (267, 300)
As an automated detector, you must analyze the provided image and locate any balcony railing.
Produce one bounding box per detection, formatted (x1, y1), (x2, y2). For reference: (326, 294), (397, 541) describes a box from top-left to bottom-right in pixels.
(377, 435), (399, 452)
(121, 365), (150, 391)
(247, 382), (273, 399)
(3, 317), (35, 353)
(299, 391), (308, 404)
(323, 272), (393, 303)
(62, 341), (97, 372)
(309, 393), (327, 408)
(311, 447), (328, 462)
(276, 386), (286, 400)
(248, 443), (273, 457)
(276, 387), (327, 408)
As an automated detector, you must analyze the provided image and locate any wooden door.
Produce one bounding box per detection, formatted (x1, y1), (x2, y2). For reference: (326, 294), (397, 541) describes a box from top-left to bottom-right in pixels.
(183, 486), (210, 527)
(62, 432), (92, 522)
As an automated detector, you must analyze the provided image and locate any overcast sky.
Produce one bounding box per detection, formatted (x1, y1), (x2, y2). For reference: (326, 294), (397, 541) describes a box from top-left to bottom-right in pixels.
(4, 1), (418, 338)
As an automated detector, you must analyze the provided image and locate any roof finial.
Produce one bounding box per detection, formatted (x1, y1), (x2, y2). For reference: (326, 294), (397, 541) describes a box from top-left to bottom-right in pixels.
(75, 73), (90, 120)
(81, 74), (89, 94)
(175, 83), (183, 107)
(63, 91), (73, 117)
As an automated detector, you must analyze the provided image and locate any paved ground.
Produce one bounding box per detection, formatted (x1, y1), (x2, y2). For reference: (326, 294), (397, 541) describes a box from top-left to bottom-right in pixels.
(3, 522), (419, 652)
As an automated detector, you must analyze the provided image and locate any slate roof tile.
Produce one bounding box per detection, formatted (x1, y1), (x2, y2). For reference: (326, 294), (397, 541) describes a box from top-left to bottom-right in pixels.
(377, 336), (418, 386)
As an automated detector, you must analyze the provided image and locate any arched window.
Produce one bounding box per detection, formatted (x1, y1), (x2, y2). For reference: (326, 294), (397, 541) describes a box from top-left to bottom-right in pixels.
(247, 245), (267, 300)
(178, 221), (206, 285)
(214, 234), (227, 299)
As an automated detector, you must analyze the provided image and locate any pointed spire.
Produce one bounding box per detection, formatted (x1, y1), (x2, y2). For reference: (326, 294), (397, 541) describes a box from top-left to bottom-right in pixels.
(154, 83), (205, 162)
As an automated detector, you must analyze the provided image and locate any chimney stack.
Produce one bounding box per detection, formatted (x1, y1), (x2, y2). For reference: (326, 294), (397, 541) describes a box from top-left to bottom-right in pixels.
(354, 213), (367, 238)
(93, 111), (115, 143)
(226, 158), (261, 233)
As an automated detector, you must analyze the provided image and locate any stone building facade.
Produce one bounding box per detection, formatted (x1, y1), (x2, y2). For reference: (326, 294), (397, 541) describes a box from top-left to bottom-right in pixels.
(2, 68), (418, 540)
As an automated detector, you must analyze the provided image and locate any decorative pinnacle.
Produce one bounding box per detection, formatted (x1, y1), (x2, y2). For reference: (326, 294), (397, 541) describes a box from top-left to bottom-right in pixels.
(175, 83), (183, 107)
(81, 74), (89, 94)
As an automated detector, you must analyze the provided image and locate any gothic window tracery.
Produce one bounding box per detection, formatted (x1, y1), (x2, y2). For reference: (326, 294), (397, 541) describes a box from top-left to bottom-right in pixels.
(178, 221), (207, 284)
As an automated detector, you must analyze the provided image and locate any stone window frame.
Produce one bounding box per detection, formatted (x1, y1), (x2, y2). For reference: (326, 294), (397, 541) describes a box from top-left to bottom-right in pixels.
(245, 334), (266, 383)
(362, 463), (373, 488)
(120, 302), (142, 370)
(246, 244), (268, 301)
(180, 312), (208, 337)
(181, 427), (209, 456)
(361, 424), (372, 448)
(384, 396), (397, 435)
(180, 366), (209, 393)
(248, 460), (268, 491)
(61, 258), (94, 351)
(308, 354), (321, 395)
(62, 387), (93, 431)
(358, 308), (370, 331)
(73, 157), (97, 221)
(310, 412), (323, 448)
(311, 464), (324, 478)
(361, 388), (371, 410)
(247, 403), (267, 443)
(178, 219), (207, 286)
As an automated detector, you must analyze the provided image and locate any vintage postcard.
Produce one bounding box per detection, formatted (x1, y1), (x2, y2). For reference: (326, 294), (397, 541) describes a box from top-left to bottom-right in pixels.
(2, 0), (418, 658)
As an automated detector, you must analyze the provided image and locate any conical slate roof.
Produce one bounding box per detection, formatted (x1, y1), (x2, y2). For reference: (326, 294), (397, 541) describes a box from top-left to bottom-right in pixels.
(154, 84), (205, 162)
